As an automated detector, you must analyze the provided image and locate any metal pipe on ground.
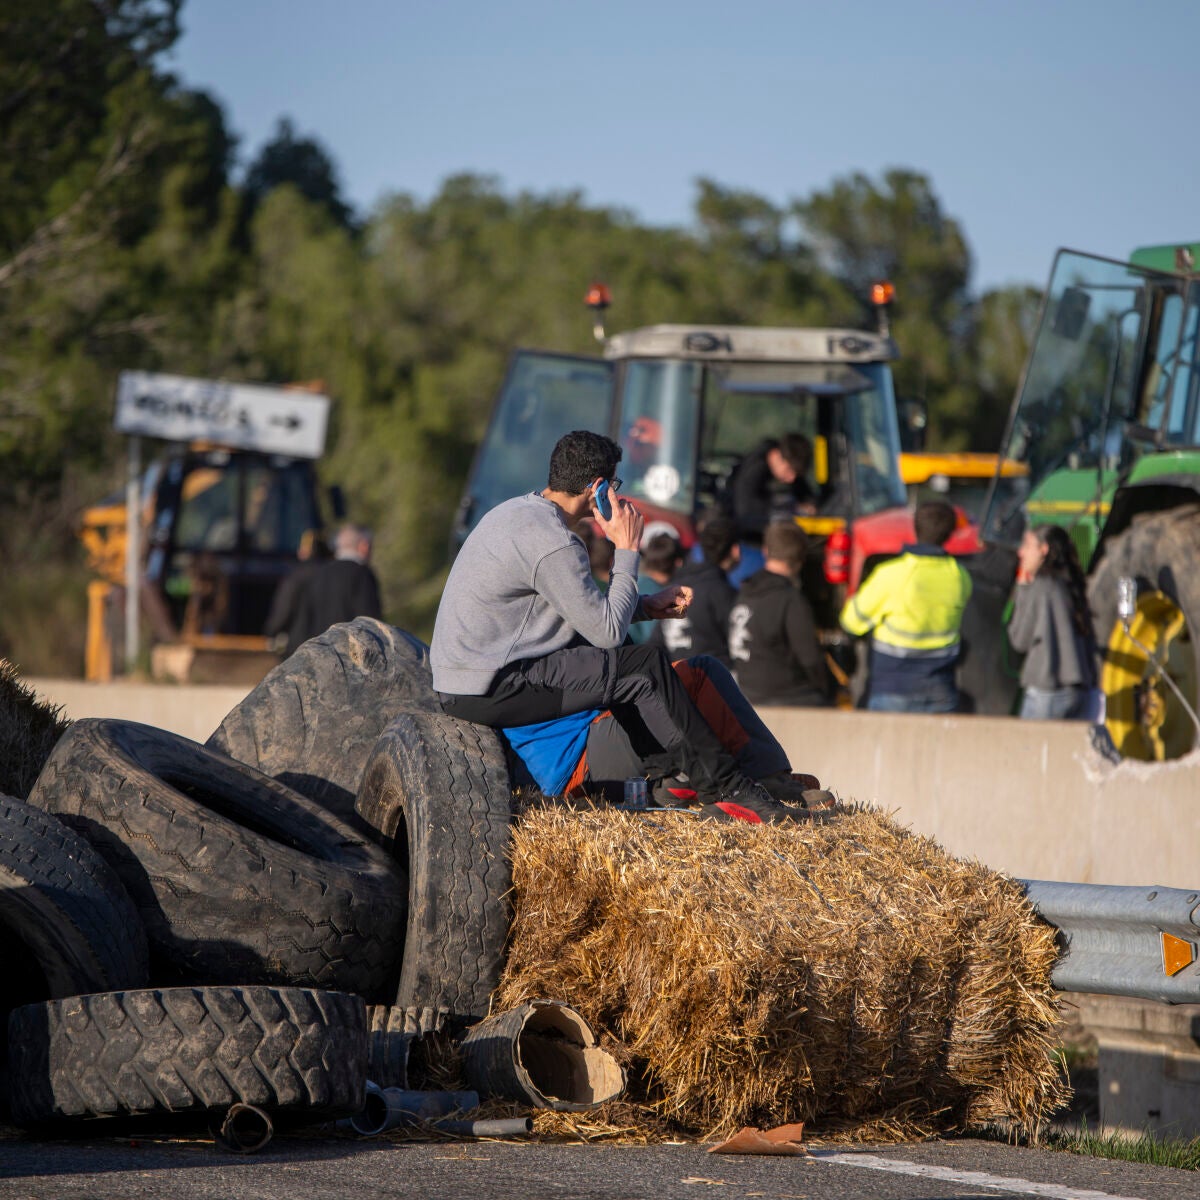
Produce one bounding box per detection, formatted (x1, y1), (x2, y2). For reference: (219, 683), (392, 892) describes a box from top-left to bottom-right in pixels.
(461, 999), (625, 1111)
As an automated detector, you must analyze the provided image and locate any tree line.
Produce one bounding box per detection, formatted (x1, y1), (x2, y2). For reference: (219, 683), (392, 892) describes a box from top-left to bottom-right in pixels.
(0, 0), (1041, 674)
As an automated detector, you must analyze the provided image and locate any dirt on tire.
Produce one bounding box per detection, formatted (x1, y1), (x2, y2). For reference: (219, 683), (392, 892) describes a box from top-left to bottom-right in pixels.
(356, 712), (513, 1027)
(26, 718), (407, 1001)
(7, 986), (366, 1125)
(208, 618), (438, 830)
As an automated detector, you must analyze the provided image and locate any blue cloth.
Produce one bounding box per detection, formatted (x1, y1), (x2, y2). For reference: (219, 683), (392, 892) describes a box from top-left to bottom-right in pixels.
(502, 708), (600, 795)
(1019, 685), (1089, 721)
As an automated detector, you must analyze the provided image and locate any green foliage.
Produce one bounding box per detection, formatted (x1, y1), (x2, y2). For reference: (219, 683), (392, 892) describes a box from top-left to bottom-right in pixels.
(0, 1), (1049, 666)
(243, 117), (354, 230)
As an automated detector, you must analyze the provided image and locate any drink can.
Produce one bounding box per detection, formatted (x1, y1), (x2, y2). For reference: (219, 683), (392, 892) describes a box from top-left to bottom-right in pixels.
(623, 778), (648, 809)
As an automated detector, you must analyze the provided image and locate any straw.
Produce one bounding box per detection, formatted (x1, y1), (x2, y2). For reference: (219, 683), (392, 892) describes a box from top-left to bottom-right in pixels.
(496, 803), (1067, 1141)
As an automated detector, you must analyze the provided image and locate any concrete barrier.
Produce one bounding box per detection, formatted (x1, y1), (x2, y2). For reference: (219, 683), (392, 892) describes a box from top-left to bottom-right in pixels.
(28, 678), (251, 746)
(761, 707), (1200, 891)
(26, 680), (1200, 890)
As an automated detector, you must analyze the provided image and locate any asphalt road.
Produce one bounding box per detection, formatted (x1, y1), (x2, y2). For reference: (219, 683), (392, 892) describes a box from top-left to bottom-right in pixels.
(1, 1130), (1194, 1200)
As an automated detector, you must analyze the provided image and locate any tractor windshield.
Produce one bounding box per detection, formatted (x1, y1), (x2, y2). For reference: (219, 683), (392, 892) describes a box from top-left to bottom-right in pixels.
(982, 250), (1195, 552)
(690, 361), (905, 518)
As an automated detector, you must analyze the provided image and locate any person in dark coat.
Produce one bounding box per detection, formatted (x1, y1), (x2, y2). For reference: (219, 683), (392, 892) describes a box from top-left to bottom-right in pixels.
(729, 434), (816, 542)
(263, 528), (331, 656)
(728, 520), (832, 707)
(270, 524), (383, 657)
(652, 515), (739, 666)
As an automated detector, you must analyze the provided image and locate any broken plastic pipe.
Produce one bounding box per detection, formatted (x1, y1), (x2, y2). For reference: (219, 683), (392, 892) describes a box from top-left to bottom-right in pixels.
(341, 1082), (481, 1137)
(461, 999), (625, 1111)
(212, 1102), (274, 1153)
(434, 1117), (533, 1138)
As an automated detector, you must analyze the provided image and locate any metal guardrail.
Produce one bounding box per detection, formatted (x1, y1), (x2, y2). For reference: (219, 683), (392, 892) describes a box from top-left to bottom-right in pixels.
(1021, 880), (1200, 1005)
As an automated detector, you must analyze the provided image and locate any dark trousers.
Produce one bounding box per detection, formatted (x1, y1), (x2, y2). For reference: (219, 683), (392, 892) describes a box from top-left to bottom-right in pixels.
(438, 643), (745, 793)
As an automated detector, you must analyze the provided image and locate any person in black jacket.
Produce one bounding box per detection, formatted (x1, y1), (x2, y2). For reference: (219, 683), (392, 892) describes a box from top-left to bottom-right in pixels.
(728, 520), (832, 707)
(652, 515), (739, 665)
(270, 524), (383, 657)
(729, 434), (816, 542)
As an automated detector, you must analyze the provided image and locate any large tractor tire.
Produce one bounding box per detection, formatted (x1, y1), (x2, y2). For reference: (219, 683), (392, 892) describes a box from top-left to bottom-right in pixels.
(0, 796), (148, 1008)
(7, 986), (366, 1126)
(355, 712), (513, 1029)
(1088, 506), (1200, 761)
(208, 618), (438, 831)
(27, 719), (406, 1000)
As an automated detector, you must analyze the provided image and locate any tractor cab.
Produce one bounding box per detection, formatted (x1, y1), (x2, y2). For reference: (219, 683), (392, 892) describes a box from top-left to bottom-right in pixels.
(453, 322), (909, 630)
(979, 245), (1200, 758)
(981, 247), (1200, 563)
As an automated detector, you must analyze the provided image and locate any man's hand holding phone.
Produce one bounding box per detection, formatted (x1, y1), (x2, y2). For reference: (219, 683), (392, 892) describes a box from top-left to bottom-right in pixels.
(592, 478), (643, 551)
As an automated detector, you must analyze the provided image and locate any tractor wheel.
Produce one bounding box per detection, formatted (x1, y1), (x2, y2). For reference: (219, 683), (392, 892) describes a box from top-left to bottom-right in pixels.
(1088, 506), (1200, 761)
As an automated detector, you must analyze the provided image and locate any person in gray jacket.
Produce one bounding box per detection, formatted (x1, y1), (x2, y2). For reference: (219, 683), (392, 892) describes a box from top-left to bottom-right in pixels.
(431, 429), (810, 821)
(1008, 524), (1098, 720)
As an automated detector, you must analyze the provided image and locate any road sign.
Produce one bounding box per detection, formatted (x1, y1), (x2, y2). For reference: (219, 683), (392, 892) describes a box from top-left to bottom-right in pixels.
(114, 371), (330, 459)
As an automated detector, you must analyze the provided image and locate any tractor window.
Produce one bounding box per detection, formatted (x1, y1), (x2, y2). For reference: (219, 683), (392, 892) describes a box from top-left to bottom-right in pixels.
(616, 360), (701, 514)
(698, 362), (904, 518)
(174, 458), (317, 555)
(242, 461), (317, 554)
(983, 251), (1164, 546)
(842, 370), (907, 516)
(464, 352), (614, 528)
(175, 464), (239, 551)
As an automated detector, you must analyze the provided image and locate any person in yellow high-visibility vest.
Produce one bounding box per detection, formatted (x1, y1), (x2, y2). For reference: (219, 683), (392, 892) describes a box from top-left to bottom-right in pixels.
(839, 501), (972, 713)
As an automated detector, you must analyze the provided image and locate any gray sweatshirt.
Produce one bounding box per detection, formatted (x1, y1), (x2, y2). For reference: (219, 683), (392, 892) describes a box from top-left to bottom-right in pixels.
(1008, 575), (1096, 691)
(431, 493), (642, 695)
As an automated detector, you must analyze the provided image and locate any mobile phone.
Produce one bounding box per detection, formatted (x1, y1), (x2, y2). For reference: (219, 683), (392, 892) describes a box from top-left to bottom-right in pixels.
(594, 479), (613, 520)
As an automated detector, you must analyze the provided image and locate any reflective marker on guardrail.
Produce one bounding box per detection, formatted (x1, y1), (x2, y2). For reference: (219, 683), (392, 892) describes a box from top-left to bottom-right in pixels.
(1020, 880), (1200, 1005)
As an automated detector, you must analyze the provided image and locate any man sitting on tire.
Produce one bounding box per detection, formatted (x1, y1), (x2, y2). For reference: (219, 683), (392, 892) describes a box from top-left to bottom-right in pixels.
(432, 430), (820, 823)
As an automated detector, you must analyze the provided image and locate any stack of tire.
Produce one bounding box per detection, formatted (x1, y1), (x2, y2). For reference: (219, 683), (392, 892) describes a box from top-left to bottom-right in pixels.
(3, 619), (515, 1135)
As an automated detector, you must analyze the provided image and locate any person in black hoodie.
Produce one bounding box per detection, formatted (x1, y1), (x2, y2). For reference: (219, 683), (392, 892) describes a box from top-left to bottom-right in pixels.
(652, 515), (739, 666)
(729, 434), (817, 541)
(729, 520), (832, 707)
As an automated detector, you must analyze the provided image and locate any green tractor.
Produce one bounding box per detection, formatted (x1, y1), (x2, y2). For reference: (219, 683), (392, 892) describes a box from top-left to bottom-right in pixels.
(981, 243), (1200, 760)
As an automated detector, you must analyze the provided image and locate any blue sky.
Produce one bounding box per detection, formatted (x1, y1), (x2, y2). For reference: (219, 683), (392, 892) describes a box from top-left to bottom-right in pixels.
(170, 0), (1200, 295)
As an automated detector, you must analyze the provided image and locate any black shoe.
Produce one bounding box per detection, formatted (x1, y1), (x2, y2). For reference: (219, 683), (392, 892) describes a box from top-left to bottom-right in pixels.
(759, 770), (822, 803)
(697, 780), (803, 825)
(650, 776), (699, 807)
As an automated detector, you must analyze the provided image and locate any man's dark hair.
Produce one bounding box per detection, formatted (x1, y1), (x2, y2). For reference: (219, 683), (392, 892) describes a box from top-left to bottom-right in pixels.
(914, 500), (957, 547)
(763, 520), (809, 573)
(778, 433), (813, 474)
(698, 515), (738, 566)
(547, 430), (622, 495)
(640, 532), (682, 576)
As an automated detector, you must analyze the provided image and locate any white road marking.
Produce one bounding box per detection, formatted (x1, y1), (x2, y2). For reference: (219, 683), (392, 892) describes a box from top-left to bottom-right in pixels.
(812, 1151), (1149, 1200)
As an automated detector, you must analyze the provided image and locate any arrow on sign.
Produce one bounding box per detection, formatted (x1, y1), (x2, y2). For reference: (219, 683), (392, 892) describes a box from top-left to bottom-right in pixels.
(269, 413), (303, 431)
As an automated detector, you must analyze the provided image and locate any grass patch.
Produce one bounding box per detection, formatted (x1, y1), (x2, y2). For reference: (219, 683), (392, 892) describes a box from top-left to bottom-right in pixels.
(1046, 1123), (1200, 1170)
